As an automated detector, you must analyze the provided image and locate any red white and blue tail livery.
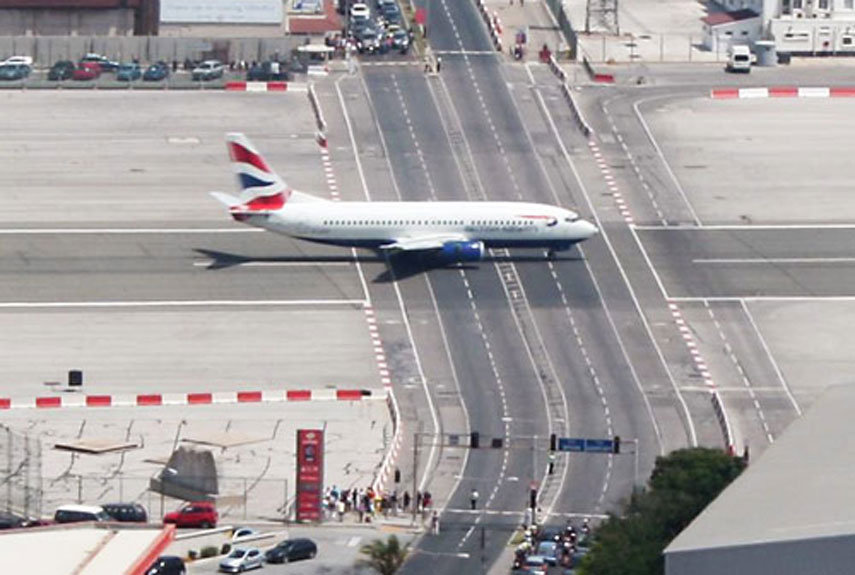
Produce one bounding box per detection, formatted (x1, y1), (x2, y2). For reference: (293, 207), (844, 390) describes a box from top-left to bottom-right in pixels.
(211, 133), (598, 261)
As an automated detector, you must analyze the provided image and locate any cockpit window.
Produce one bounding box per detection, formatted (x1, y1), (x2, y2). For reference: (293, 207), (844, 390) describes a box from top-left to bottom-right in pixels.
(565, 215), (580, 223)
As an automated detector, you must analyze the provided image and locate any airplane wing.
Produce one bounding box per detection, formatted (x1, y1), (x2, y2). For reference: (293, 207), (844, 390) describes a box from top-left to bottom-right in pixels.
(380, 234), (469, 252)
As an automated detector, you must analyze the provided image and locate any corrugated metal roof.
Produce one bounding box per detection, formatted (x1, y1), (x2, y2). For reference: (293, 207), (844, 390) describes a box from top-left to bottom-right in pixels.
(666, 384), (855, 554)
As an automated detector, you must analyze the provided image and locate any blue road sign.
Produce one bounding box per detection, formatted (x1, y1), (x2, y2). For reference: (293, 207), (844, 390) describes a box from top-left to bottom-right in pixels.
(585, 439), (615, 453)
(557, 438), (585, 452)
(557, 437), (614, 453)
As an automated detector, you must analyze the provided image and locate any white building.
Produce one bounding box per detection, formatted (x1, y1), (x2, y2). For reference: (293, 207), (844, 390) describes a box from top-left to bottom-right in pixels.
(704, 0), (855, 53)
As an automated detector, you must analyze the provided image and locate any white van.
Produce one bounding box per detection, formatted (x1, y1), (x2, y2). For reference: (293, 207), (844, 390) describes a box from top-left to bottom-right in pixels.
(726, 45), (752, 73)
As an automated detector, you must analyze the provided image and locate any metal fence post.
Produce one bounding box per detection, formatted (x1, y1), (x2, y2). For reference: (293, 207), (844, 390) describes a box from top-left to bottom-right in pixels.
(244, 478), (248, 520)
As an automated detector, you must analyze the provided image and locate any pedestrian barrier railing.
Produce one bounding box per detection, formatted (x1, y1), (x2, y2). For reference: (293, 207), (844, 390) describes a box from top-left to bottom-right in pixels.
(710, 390), (735, 455)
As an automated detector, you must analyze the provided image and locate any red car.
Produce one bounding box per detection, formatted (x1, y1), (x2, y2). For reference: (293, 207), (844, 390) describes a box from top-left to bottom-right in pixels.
(163, 501), (218, 528)
(72, 61), (101, 81)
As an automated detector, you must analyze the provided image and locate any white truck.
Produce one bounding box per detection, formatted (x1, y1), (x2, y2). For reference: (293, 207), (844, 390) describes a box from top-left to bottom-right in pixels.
(726, 44), (752, 73)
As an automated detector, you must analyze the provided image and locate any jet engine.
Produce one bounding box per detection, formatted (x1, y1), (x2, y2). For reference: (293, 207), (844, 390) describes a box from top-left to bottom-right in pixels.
(439, 241), (485, 262)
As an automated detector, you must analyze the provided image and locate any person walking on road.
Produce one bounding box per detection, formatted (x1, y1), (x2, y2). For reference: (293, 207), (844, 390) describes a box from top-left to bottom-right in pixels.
(470, 488), (480, 510)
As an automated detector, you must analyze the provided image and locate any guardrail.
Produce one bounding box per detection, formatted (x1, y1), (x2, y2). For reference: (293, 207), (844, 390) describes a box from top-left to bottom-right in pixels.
(372, 388), (403, 494)
(307, 81), (328, 148)
(474, 0), (503, 52)
(710, 390), (735, 455)
(546, 54), (593, 139)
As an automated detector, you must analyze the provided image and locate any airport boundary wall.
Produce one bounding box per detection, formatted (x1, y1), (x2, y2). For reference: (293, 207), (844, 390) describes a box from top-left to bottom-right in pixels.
(0, 36), (296, 67)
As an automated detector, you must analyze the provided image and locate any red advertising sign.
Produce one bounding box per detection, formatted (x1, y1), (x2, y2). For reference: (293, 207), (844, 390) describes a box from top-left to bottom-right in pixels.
(295, 429), (324, 522)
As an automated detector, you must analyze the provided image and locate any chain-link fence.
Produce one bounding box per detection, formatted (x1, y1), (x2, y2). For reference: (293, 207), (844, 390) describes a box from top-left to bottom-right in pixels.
(40, 473), (292, 523)
(0, 425), (42, 519)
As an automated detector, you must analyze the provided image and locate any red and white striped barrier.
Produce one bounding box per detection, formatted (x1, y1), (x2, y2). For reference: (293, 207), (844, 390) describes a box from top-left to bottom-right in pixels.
(225, 81), (288, 92)
(0, 388), (386, 410)
(711, 86), (855, 99)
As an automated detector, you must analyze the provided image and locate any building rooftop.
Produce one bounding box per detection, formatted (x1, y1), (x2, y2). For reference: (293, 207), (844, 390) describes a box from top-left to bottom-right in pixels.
(666, 384), (855, 554)
(0, 522), (174, 575)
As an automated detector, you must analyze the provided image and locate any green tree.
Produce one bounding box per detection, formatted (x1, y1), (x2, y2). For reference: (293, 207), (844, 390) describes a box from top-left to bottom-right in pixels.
(578, 447), (745, 575)
(356, 534), (409, 575)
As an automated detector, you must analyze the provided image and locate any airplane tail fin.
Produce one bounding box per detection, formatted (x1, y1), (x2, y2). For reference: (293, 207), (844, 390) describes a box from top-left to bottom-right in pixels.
(226, 132), (290, 211)
(224, 133), (328, 213)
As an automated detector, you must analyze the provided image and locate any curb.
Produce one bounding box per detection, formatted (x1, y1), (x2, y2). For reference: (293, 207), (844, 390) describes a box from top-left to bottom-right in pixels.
(711, 86), (855, 99)
(0, 388), (387, 410)
(225, 81), (288, 92)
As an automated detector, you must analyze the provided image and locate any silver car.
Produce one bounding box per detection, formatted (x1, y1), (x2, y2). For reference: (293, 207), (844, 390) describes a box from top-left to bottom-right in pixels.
(192, 60), (224, 81)
(218, 547), (263, 573)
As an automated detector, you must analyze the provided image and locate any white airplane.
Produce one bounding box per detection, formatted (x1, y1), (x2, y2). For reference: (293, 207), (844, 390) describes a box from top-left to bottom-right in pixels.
(211, 133), (598, 261)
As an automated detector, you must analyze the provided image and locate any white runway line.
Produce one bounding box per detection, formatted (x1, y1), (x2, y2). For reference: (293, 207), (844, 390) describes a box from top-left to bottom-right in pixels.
(0, 299), (368, 309)
(693, 258), (855, 265)
(0, 228), (263, 234)
(192, 260), (353, 267)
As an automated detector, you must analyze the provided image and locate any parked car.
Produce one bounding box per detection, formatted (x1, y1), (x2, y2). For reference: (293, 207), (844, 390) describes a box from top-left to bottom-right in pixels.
(143, 61), (170, 81)
(0, 64), (30, 81)
(102, 502), (148, 522)
(72, 61), (101, 81)
(1, 55), (33, 66)
(264, 538), (317, 563)
(231, 526), (259, 541)
(48, 60), (75, 81)
(0, 511), (28, 530)
(163, 501), (218, 528)
(191, 60), (224, 81)
(246, 61), (287, 81)
(116, 62), (142, 81)
(218, 547), (263, 573)
(145, 555), (186, 575)
(54, 504), (112, 524)
(80, 53), (119, 72)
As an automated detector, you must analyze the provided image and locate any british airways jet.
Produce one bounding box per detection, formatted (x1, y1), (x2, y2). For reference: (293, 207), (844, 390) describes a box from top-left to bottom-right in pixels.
(212, 133), (598, 261)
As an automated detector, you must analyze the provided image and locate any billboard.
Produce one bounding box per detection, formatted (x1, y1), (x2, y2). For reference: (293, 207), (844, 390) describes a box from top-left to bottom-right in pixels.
(295, 429), (324, 522)
(160, 0), (283, 24)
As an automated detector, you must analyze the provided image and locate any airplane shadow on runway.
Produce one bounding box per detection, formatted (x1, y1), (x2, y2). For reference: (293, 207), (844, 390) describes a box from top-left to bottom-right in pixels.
(194, 248), (585, 283)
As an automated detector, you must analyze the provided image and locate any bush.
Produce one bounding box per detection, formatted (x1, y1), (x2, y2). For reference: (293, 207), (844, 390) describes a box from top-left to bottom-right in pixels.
(187, 550), (198, 560)
(200, 545), (219, 558)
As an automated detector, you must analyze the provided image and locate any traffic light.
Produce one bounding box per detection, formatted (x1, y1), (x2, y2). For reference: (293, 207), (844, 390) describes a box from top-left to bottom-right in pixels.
(613, 435), (621, 454)
(550, 433), (557, 452)
(491, 437), (503, 449)
(470, 431), (480, 449)
(529, 487), (537, 509)
(394, 468), (401, 483)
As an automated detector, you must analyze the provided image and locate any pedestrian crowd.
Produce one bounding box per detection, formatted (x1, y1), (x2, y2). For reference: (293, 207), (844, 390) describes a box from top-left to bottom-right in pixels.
(321, 485), (433, 523)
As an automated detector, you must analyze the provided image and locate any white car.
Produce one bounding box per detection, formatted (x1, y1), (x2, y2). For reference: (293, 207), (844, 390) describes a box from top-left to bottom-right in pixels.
(231, 526), (259, 541)
(1, 55), (33, 66)
(350, 2), (370, 19)
(218, 548), (263, 573)
(192, 60), (224, 81)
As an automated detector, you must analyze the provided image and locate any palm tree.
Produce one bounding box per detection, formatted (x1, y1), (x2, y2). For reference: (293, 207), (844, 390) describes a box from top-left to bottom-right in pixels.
(356, 534), (409, 575)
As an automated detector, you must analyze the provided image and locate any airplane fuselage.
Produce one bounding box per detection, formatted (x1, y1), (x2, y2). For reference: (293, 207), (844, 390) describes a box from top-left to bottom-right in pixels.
(236, 201), (597, 251)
